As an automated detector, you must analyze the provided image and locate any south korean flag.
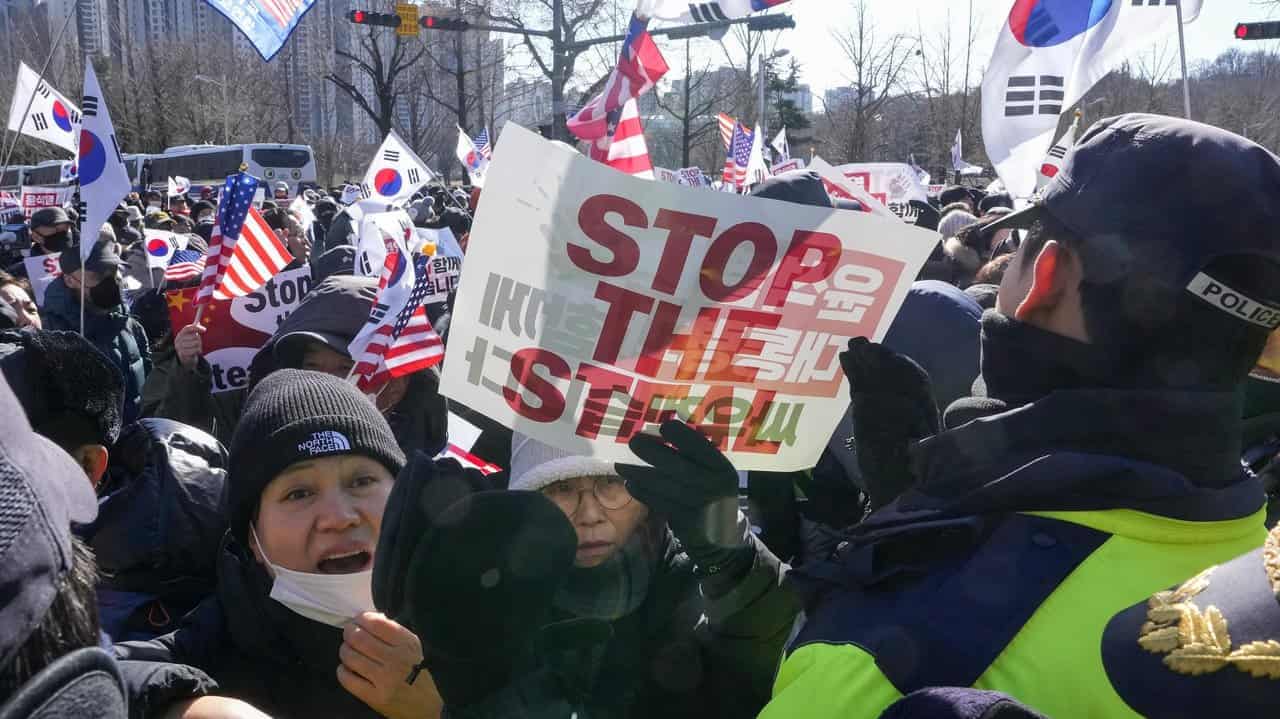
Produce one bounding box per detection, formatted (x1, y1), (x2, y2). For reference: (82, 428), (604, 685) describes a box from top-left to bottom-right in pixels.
(980, 0), (1181, 199)
(6, 62), (81, 155)
(360, 129), (434, 206)
(636, 0), (791, 23)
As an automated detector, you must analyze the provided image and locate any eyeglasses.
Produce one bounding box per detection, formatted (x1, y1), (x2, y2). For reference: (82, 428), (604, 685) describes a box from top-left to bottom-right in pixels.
(540, 476), (633, 515)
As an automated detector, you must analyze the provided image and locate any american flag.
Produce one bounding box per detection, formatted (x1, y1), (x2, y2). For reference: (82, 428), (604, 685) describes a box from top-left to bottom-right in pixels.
(567, 14), (668, 145)
(724, 123), (753, 189)
(717, 113), (738, 151)
(588, 98), (655, 179)
(352, 253), (444, 391)
(473, 129), (492, 160)
(258, 0), (305, 29)
(212, 206), (293, 301)
(165, 249), (206, 283)
(196, 173), (258, 308)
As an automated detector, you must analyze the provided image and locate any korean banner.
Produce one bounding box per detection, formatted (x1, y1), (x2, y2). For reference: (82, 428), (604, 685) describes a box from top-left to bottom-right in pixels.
(416, 228), (463, 304)
(832, 162), (929, 219)
(0, 191), (20, 223)
(440, 125), (938, 471)
(23, 253), (62, 306)
(20, 186), (74, 213)
(808, 157), (896, 220)
(166, 266), (313, 393)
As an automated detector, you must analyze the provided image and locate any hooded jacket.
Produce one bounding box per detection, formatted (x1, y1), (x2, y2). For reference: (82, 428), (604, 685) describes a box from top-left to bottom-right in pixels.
(41, 276), (152, 424)
(140, 275), (448, 455)
(115, 535), (382, 718)
(761, 314), (1268, 719)
(82, 419), (228, 642)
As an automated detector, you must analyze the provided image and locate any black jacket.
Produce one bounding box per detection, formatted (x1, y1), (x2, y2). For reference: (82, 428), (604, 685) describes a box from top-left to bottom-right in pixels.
(42, 277), (152, 424)
(116, 535), (381, 718)
(456, 528), (796, 719)
(83, 419), (228, 642)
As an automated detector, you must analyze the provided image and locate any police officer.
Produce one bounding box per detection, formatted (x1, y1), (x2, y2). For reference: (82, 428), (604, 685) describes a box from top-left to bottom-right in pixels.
(760, 114), (1280, 718)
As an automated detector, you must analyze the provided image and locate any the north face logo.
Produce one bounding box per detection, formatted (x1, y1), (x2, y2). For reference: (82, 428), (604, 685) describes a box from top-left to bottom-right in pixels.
(298, 431), (352, 456)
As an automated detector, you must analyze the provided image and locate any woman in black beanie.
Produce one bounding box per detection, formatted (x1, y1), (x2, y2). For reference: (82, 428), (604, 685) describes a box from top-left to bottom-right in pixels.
(116, 369), (442, 718)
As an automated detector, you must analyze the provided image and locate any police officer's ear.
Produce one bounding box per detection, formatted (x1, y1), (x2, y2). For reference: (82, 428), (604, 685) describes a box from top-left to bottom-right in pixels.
(1012, 240), (1088, 343)
(69, 445), (109, 490)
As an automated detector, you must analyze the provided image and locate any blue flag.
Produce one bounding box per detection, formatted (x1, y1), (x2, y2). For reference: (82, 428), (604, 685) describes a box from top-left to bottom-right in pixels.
(204, 0), (317, 61)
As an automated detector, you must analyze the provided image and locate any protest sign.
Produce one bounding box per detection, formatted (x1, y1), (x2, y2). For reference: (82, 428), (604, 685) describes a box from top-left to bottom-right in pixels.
(23, 253), (61, 306)
(166, 265), (312, 393)
(808, 157), (896, 220)
(20, 185), (73, 213)
(654, 167), (682, 184)
(770, 158), (806, 175)
(0, 191), (20, 223)
(833, 162), (929, 219)
(440, 124), (938, 471)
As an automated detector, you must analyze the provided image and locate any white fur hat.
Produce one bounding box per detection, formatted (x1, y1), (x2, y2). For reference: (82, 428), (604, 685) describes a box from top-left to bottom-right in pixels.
(509, 433), (617, 492)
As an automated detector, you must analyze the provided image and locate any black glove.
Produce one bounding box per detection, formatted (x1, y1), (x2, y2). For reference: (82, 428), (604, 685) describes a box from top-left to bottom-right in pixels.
(840, 337), (941, 509)
(373, 453), (490, 620)
(404, 491), (579, 709)
(616, 420), (751, 578)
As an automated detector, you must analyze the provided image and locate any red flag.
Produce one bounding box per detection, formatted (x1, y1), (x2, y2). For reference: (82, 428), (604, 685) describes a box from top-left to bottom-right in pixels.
(568, 15), (668, 144)
(587, 99), (655, 179)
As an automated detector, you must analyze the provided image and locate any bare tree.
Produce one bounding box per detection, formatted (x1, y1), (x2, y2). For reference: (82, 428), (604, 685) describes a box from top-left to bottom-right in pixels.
(656, 40), (737, 167)
(326, 28), (427, 137)
(483, 0), (611, 139)
(821, 0), (914, 163)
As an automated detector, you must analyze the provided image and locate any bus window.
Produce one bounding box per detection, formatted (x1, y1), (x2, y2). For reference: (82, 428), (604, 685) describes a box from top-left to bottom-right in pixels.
(251, 148), (311, 168)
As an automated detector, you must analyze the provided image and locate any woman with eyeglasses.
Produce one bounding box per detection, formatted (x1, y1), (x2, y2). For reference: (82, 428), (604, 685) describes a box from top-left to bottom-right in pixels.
(455, 421), (798, 719)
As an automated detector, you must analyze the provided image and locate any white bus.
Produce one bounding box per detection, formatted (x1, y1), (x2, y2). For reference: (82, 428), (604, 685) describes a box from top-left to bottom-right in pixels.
(0, 165), (31, 193)
(24, 160), (75, 188)
(144, 143), (317, 198)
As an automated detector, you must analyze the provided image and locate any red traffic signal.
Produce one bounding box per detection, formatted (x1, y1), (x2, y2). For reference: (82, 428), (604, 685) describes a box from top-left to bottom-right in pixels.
(1235, 21), (1280, 40)
(347, 9), (401, 27)
(421, 15), (469, 31)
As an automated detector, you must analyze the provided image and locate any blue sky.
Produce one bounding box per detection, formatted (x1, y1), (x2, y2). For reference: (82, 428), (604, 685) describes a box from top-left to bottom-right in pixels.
(767, 0), (1280, 95)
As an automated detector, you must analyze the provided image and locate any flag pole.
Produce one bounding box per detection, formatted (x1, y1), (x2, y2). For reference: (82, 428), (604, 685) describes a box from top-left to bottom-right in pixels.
(0, 3), (80, 187)
(1175, 0), (1192, 119)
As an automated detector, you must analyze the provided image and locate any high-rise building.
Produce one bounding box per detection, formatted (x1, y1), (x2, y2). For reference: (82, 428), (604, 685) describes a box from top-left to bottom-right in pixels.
(783, 83), (812, 115)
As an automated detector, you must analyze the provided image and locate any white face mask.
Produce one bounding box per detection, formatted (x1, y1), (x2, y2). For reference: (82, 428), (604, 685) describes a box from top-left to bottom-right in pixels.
(251, 525), (375, 627)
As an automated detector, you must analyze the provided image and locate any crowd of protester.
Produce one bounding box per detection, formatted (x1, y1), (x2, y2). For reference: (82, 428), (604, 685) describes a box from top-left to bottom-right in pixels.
(0, 112), (1278, 718)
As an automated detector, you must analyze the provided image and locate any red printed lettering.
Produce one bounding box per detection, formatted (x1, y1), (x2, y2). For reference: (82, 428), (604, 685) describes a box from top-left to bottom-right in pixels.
(764, 231), (843, 307)
(570, 194), (646, 277)
(700, 222), (777, 302)
(503, 348), (570, 422)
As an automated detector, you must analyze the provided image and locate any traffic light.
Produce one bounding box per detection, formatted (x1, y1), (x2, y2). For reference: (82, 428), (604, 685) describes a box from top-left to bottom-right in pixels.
(1235, 21), (1280, 40)
(421, 15), (469, 31)
(747, 14), (796, 32)
(347, 9), (401, 27)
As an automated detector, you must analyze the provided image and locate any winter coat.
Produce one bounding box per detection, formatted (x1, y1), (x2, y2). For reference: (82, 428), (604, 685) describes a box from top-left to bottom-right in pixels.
(115, 535), (382, 719)
(42, 277), (152, 424)
(82, 418), (229, 642)
(141, 275), (449, 454)
(456, 528), (797, 719)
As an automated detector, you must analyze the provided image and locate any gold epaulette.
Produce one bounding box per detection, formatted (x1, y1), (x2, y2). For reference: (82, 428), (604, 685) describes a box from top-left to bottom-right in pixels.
(1136, 526), (1280, 679)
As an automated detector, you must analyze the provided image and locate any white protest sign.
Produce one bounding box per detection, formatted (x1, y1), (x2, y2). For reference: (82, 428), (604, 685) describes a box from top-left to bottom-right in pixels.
(833, 162), (929, 219)
(654, 167), (682, 184)
(20, 186), (74, 213)
(770, 158), (806, 174)
(440, 124), (938, 471)
(23, 253), (61, 306)
(808, 157), (896, 220)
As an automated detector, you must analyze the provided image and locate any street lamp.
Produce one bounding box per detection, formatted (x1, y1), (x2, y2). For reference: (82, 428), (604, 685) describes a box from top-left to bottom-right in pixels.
(194, 74), (230, 145)
(759, 48), (789, 141)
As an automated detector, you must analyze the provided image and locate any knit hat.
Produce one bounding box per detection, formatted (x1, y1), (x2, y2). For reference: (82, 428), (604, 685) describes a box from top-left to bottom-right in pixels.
(225, 369), (406, 543)
(938, 209), (979, 239)
(509, 433), (616, 492)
